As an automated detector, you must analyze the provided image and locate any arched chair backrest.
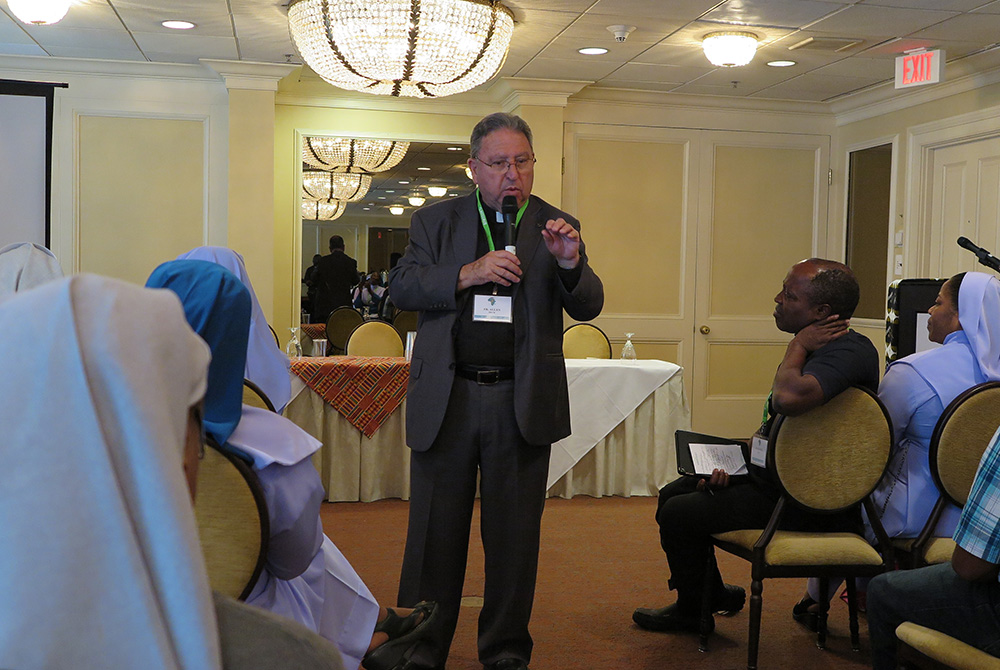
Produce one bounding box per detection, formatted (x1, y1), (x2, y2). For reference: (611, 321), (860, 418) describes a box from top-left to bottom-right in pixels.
(563, 323), (612, 359)
(325, 306), (364, 355)
(931, 381), (1000, 507)
(391, 310), (419, 342)
(769, 386), (893, 513)
(346, 320), (405, 357)
(242, 379), (275, 413)
(193, 441), (269, 601)
(267, 324), (279, 348)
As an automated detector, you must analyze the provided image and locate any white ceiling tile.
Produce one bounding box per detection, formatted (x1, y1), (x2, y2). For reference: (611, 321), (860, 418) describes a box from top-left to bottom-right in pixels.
(602, 62), (714, 84)
(807, 5), (959, 37)
(47, 45), (146, 60)
(971, 0), (1000, 13)
(810, 56), (896, 79)
(515, 56), (619, 80)
(862, 0), (987, 10)
(910, 13), (1000, 43)
(0, 42), (47, 56)
(131, 32), (238, 60)
(588, 0), (735, 22)
(16, 27), (137, 50)
(700, 0), (846, 30)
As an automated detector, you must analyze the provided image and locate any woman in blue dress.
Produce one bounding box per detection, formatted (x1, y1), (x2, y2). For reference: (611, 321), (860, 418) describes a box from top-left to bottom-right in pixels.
(797, 271), (1000, 624)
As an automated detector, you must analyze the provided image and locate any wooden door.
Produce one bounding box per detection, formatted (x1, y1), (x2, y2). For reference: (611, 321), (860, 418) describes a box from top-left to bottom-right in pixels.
(691, 132), (830, 435)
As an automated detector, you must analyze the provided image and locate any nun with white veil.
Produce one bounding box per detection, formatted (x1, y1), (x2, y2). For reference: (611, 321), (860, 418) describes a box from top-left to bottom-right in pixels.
(0, 241), (63, 300)
(146, 259), (436, 670)
(176, 245), (292, 413)
(0, 274), (220, 670)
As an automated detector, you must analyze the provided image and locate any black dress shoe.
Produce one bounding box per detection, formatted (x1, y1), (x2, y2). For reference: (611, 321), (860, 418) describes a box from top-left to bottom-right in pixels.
(632, 604), (713, 634)
(792, 596), (819, 632)
(713, 583), (746, 615)
(484, 659), (528, 670)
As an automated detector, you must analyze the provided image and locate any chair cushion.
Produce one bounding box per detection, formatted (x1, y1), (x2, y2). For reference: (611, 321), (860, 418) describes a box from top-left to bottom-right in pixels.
(896, 622), (1000, 670)
(713, 529), (884, 566)
(923, 537), (957, 565)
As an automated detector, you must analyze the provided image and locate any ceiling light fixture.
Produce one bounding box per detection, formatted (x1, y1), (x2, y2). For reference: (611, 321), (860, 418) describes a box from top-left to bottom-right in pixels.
(702, 31), (759, 67)
(447, 146), (464, 151)
(303, 137), (409, 173)
(417, 167), (431, 171)
(578, 47), (608, 56)
(408, 196), (426, 207)
(287, 0), (515, 98)
(389, 205), (405, 215)
(301, 198), (346, 221)
(302, 170), (372, 201)
(8, 0), (70, 25)
(427, 186), (448, 197)
(398, 180), (410, 185)
(465, 166), (474, 180)
(767, 60), (796, 67)
(161, 20), (196, 30)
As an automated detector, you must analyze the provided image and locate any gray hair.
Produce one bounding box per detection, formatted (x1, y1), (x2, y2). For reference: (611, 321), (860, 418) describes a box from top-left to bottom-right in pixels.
(470, 112), (533, 159)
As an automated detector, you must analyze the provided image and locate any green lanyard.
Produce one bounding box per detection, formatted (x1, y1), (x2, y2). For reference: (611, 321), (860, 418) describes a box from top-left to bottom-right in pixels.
(475, 188), (529, 251)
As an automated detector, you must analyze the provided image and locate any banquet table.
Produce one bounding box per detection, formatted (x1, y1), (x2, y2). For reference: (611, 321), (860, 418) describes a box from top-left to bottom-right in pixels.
(283, 357), (689, 502)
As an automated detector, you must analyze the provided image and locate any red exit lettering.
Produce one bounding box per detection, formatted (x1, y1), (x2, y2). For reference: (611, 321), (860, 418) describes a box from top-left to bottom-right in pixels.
(902, 52), (933, 84)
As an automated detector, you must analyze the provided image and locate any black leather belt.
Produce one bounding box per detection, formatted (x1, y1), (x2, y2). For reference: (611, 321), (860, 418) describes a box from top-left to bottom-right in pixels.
(455, 365), (514, 385)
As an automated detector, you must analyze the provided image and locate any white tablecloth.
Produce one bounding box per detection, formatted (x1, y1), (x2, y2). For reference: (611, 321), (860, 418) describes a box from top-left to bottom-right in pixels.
(284, 359), (689, 501)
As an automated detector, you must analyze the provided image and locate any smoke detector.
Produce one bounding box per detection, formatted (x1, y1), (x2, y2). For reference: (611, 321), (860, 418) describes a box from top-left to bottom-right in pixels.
(607, 25), (636, 43)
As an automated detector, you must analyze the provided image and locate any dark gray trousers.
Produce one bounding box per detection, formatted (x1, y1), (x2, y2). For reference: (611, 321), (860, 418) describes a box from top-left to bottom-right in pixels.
(398, 377), (550, 668)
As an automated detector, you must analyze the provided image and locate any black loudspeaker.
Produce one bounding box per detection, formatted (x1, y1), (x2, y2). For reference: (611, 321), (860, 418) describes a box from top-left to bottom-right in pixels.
(885, 278), (946, 365)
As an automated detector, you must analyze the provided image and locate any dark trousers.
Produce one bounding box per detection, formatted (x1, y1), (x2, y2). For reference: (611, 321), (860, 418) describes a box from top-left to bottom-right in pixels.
(398, 377), (550, 667)
(656, 476), (859, 612)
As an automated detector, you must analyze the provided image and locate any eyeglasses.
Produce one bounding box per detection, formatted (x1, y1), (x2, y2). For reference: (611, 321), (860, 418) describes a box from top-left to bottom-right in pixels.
(473, 155), (536, 174)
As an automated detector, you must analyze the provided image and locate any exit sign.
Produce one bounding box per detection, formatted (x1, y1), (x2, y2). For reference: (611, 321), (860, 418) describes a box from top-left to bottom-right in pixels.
(895, 50), (944, 89)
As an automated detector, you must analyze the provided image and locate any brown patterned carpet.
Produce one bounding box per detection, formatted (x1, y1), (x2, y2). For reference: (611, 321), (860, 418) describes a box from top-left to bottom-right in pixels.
(321, 495), (874, 670)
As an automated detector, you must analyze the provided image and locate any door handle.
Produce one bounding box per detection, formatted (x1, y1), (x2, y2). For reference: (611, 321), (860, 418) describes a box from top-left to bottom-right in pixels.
(699, 325), (711, 335)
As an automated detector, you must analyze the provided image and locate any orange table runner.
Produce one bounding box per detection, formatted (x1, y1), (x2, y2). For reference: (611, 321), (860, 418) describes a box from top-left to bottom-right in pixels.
(300, 323), (327, 340)
(291, 356), (408, 437)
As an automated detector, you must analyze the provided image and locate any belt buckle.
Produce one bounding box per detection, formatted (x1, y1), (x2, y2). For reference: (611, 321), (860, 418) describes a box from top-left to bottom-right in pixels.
(476, 369), (500, 385)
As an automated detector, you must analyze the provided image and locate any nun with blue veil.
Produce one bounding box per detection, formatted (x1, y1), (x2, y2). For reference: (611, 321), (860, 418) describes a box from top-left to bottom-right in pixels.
(176, 245), (293, 413)
(147, 259), (436, 670)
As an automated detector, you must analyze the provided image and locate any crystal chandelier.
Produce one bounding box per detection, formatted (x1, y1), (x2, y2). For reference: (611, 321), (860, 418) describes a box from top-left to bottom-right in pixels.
(8, 0), (71, 25)
(302, 198), (347, 221)
(287, 0), (515, 98)
(702, 31), (759, 67)
(303, 137), (409, 174)
(302, 171), (372, 201)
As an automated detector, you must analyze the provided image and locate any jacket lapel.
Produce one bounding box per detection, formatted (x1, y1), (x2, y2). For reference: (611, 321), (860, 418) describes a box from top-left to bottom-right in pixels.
(511, 197), (543, 301)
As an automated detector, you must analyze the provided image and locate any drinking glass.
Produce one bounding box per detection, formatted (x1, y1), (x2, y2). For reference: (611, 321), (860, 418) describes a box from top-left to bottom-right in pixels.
(286, 326), (303, 358)
(621, 332), (637, 360)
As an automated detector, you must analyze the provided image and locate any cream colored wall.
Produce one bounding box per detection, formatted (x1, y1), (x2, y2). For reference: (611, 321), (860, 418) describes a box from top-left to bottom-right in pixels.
(228, 88), (277, 316)
(78, 116), (205, 284)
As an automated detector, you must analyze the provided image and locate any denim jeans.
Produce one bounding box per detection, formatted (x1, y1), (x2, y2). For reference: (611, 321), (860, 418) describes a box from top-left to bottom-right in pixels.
(867, 562), (1000, 670)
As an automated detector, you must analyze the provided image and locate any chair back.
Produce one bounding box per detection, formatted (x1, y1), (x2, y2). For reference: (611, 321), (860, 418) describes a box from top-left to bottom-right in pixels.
(194, 442), (269, 600)
(563, 323), (612, 359)
(242, 379), (275, 412)
(346, 320), (404, 357)
(267, 324), (279, 348)
(769, 386), (893, 513)
(931, 381), (1000, 507)
(325, 306), (363, 354)
(392, 310), (419, 342)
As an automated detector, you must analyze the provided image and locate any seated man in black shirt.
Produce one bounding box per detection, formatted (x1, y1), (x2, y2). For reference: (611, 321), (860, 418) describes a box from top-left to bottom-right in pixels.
(633, 258), (881, 633)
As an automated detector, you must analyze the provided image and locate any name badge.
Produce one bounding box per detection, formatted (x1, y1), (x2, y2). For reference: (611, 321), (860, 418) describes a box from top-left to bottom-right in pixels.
(473, 294), (512, 323)
(750, 434), (768, 468)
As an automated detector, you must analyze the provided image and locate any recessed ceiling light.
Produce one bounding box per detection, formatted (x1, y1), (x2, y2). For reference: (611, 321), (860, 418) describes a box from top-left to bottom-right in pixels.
(161, 20), (196, 30)
(398, 180), (410, 184)
(385, 190), (395, 193)
(408, 196), (426, 206)
(427, 186), (448, 197)
(377, 196), (386, 200)
(363, 207), (371, 210)
(578, 47), (608, 56)
(389, 205), (405, 215)
(767, 60), (796, 67)
(449, 193), (459, 197)
(417, 166), (431, 171)
(447, 146), (463, 151)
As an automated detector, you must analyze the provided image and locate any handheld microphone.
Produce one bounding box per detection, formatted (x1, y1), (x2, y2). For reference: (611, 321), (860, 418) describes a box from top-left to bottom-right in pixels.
(502, 195), (518, 254)
(957, 236), (1000, 272)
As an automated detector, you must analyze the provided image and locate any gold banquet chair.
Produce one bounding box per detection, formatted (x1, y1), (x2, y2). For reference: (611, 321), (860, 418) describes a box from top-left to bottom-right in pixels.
(194, 441), (269, 600)
(699, 387), (894, 670)
(562, 323), (612, 359)
(346, 320), (404, 357)
(325, 306), (364, 355)
(897, 622), (1000, 670)
(894, 382), (1000, 568)
(242, 379), (276, 412)
(392, 309), (419, 343)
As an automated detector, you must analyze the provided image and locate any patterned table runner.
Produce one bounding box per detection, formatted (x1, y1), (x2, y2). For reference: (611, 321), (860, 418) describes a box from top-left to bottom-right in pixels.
(300, 323), (327, 341)
(291, 356), (408, 437)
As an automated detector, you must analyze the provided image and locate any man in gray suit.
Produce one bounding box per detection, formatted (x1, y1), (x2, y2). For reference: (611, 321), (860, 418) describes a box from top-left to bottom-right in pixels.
(388, 112), (603, 670)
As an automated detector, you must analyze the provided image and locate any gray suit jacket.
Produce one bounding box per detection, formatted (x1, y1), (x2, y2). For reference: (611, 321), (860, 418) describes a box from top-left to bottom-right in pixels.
(389, 192), (603, 451)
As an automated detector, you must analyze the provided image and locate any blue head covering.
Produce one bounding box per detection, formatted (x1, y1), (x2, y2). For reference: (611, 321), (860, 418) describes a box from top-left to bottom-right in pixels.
(146, 259), (250, 447)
